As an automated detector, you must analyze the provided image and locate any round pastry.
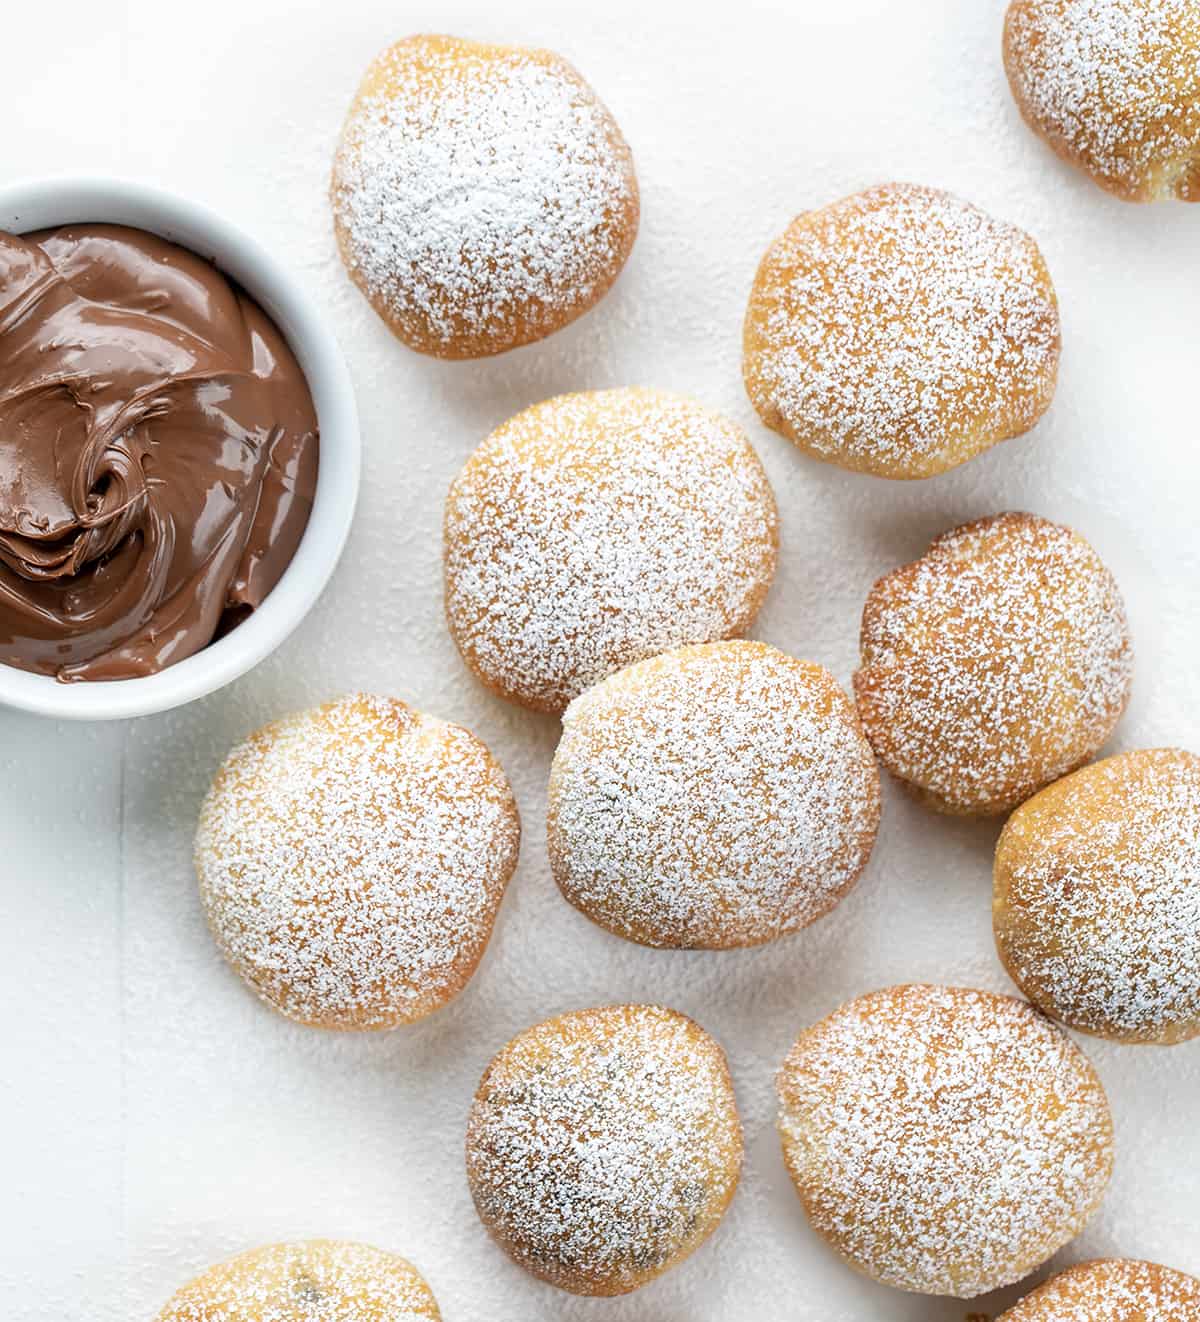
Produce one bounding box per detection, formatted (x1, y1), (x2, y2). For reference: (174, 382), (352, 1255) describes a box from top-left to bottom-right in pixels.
(195, 693), (520, 1030)
(998, 1258), (1200, 1322)
(742, 182), (1060, 479)
(1004, 0), (1200, 203)
(444, 388), (779, 714)
(854, 512), (1133, 817)
(465, 1003), (742, 1296)
(331, 34), (639, 358)
(995, 747), (1200, 1045)
(547, 640), (880, 949)
(156, 1240), (441, 1320)
(776, 984), (1114, 1299)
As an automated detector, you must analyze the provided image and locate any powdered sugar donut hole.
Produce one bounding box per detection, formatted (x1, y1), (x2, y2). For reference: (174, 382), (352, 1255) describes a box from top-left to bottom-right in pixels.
(742, 183), (1060, 478)
(1004, 0), (1200, 203)
(854, 512), (1133, 817)
(331, 34), (639, 358)
(155, 1240), (442, 1321)
(776, 984), (1114, 1299)
(995, 747), (1200, 1045)
(444, 388), (779, 715)
(465, 1004), (742, 1296)
(997, 1258), (1200, 1322)
(547, 640), (880, 950)
(195, 693), (520, 1030)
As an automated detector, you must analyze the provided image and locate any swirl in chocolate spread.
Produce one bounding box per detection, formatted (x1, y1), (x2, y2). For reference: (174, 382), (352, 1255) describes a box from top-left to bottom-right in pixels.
(0, 224), (318, 681)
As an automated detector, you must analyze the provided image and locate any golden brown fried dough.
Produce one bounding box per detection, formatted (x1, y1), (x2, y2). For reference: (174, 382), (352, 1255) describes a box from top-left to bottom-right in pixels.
(466, 1004), (742, 1295)
(332, 34), (638, 357)
(1005, 0), (1200, 202)
(854, 512), (1132, 816)
(998, 1257), (1200, 1321)
(548, 640), (880, 949)
(995, 747), (1200, 1044)
(776, 984), (1114, 1298)
(156, 1240), (441, 1321)
(444, 389), (778, 714)
(196, 693), (519, 1029)
(743, 183), (1060, 478)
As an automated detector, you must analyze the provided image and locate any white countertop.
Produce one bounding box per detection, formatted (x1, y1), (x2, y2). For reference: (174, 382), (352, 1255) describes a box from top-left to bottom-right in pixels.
(2, 1), (1197, 1318)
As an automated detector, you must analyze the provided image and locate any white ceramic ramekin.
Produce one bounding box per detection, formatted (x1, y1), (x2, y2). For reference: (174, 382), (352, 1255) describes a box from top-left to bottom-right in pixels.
(0, 175), (359, 720)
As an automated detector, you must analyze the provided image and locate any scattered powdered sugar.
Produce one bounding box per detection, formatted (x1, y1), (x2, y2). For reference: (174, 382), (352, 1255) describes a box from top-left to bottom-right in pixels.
(776, 984), (1114, 1299)
(444, 389), (779, 714)
(156, 1239), (441, 1320)
(743, 183), (1059, 477)
(1005, 0), (1200, 201)
(331, 35), (638, 353)
(465, 1004), (742, 1295)
(996, 748), (1200, 1044)
(194, 693), (520, 1030)
(547, 640), (880, 949)
(854, 512), (1133, 816)
(998, 1257), (1200, 1321)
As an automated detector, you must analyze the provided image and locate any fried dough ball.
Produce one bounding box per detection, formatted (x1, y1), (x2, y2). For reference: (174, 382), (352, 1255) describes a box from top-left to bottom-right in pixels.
(547, 640), (880, 949)
(854, 512), (1133, 816)
(195, 693), (520, 1030)
(742, 182), (1060, 478)
(1004, 0), (1200, 203)
(331, 34), (638, 358)
(995, 747), (1200, 1045)
(155, 1240), (441, 1321)
(465, 1004), (742, 1296)
(998, 1258), (1200, 1321)
(776, 984), (1114, 1298)
(444, 388), (778, 714)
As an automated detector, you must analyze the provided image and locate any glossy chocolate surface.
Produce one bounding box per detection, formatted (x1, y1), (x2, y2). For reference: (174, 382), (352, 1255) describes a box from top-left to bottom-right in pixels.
(0, 224), (318, 681)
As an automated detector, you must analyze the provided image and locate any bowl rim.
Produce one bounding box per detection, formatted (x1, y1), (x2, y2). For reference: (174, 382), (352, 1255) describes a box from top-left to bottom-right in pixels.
(0, 173), (360, 721)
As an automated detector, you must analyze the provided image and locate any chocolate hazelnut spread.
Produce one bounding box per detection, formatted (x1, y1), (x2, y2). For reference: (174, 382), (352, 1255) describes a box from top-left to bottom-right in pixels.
(0, 224), (318, 681)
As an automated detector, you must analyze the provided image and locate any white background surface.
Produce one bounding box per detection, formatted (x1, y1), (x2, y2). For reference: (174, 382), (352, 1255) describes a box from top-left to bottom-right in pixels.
(1, 1), (1197, 1318)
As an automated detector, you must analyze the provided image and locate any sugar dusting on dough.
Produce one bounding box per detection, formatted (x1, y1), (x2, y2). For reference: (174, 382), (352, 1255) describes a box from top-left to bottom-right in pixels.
(444, 389), (779, 714)
(854, 512), (1133, 816)
(997, 748), (1200, 1043)
(744, 184), (1059, 476)
(548, 640), (880, 949)
(194, 694), (520, 1029)
(331, 36), (637, 350)
(1005, 0), (1200, 200)
(998, 1257), (1200, 1321)
(465, 1004), (741, 1295)
(157, 1239), (441, 1321)
(776, 984), (1114, 1299)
